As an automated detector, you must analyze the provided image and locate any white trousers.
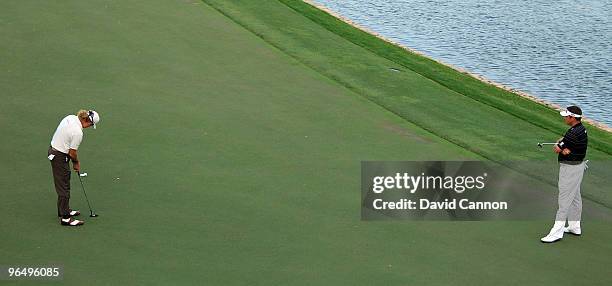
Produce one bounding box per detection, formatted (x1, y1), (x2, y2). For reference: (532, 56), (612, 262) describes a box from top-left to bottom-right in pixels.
(555, 162), (586, 222)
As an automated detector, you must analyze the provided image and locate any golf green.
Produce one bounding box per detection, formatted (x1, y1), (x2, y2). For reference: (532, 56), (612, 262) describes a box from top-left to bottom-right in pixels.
(1, 0), (610, 285)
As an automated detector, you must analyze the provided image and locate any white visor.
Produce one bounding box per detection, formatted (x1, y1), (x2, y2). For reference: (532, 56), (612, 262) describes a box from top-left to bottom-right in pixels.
(560, 110), (581, 118)
(88, 110), (100, 129)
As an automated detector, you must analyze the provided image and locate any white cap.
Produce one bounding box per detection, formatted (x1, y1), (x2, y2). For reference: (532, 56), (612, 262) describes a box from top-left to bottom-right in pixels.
(88, 110), (100, 129)
(560, 109), (581, 118)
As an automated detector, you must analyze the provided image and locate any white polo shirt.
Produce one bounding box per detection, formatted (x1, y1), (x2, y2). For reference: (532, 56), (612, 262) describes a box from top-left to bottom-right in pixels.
(50, 115), (83, 154)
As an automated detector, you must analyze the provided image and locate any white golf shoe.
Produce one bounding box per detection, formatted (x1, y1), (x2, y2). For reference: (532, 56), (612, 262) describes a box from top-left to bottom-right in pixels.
(541, 221), (565, 243)
(564, 221), (581, 236)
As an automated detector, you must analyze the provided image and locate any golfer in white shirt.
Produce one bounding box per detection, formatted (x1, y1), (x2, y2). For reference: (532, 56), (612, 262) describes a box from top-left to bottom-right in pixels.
(48, 109), (99, 226)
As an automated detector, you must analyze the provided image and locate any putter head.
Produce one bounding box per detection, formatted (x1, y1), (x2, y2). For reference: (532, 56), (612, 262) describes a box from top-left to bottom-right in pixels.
(537, 143), (543, 148)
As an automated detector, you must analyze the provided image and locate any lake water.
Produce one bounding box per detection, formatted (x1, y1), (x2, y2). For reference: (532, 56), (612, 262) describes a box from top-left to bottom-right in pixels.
(312, 0), (612, 126)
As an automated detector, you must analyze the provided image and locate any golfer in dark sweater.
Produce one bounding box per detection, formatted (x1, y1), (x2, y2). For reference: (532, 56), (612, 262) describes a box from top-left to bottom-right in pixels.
(541, 106), (588, 243)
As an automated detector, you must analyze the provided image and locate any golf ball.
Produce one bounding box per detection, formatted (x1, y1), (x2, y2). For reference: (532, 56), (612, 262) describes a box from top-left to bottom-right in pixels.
(80, 173), (88, 177)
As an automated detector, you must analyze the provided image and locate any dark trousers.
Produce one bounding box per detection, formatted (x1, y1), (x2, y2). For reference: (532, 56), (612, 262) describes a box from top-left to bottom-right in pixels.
(49, 147), (71, 218)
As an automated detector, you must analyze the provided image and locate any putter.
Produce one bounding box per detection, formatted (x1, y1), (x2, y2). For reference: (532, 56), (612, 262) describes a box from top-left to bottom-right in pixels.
(537, 142), (557, 148)
(77, 171), (98, 217)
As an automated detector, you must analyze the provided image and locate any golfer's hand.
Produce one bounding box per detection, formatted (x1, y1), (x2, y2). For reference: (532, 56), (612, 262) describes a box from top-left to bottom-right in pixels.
(553, 145), (562, 153)
(562, 148), (571, 155)
(73, 161), (81, 172)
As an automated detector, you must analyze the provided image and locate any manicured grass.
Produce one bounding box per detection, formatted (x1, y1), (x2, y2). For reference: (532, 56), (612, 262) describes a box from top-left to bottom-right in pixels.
(0, 0), (610, 285)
